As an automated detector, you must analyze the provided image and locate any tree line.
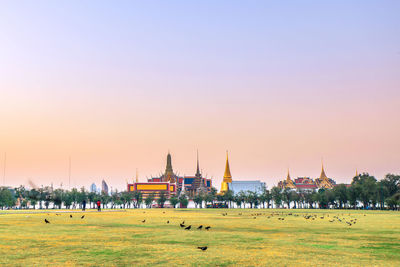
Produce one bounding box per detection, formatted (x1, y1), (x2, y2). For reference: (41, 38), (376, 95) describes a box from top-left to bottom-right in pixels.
(0, 173), (399, 210)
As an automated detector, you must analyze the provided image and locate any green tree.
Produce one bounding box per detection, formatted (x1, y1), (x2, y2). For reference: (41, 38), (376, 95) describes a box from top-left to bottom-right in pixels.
(282, 188), (293, 209)
(52, 189), (64, 209)
(209, 187), (218, 205)
(386, 193), (400, 210)
(169, 196), (179, 208)
(352, 173), (377, 208)
(193, 193), (203, 208)
(0, 188), (16, 209)
(179, 194), (188, 208)
(271, 186), (282, 208)
(145, 193), (155, 208)
(88, 191), (96, 209)
(120, 191), (131, 208)
(333, 184), (348, 208)
(64, 190), (74, 209)
(203, 193), (213, 208)
(100, 191), (110, 209)
(290, 191), (300, 209)
(132, 191), (143, 208)
(246, 191), (259, 208)
(157, 192), (167, 208)
(27, 189), (40, 209)
(223, 190), (234, 208)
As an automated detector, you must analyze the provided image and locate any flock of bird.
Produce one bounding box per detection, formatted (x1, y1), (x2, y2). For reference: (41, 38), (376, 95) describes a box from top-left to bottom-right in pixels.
(247, 211), (362, 227)
(140, 218), (211, 251)
(41, 210), (364, 252)
(44, 214), (85, 224)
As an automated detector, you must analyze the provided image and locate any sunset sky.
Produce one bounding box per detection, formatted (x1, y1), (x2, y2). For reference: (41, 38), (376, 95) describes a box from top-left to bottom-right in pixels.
(0, 1), (399, 191)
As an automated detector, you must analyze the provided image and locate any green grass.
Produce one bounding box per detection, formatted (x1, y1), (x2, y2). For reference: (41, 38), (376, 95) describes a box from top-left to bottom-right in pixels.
(0, 209), (399, 266)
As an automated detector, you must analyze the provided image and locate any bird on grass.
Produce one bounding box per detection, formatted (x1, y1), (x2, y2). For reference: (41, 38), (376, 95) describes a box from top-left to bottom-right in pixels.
(197, 225), (203, 230)
(205, 226), (211, 230)
(167, 221), (169, 224)
(181, 221), (185, 224)
(180, 223), (185, 228)
(197, 246), (207, 251)
(185, 225), (191, 230)
(81, 215), (85, 219)
(142, 219), (146, 223)
(70, 215), (73, 218)
(44, 219), (50, 224)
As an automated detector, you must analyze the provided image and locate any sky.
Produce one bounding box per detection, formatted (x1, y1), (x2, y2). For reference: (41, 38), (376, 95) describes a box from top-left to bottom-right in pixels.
(0, 1), (399, 191)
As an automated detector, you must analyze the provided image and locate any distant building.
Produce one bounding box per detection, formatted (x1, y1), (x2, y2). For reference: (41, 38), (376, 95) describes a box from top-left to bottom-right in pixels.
(102, 179), (109, 194)
(127, 152), (212, 199)
(229, 180), (266, 194)
(278, 163), (336, 191)
(90, 183), (97, 193)
(219, 152), (265, 195)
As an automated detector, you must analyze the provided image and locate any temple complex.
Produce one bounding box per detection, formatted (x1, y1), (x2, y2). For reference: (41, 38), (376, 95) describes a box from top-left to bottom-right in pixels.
(127, 152), (212, 199)
(278, 162), (336, 191)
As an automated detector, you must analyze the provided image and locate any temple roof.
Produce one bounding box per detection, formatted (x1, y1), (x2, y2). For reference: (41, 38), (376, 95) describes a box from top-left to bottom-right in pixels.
(320, 162), (328, 180)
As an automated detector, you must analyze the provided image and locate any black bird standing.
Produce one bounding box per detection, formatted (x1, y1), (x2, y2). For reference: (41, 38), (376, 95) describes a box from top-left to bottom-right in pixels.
(70, 215), (73, 218)
(167, 221), (169, 224)
(197, 225), (203, 230)
(185, 225), (191, 230)
(142, 219), (146, 223)
(197, 246), (208, 251)
(44, 219), (50, 224)
(180, 223), (185, 228)
(81, 215), (85, 219)
(205, 226), (211, 230)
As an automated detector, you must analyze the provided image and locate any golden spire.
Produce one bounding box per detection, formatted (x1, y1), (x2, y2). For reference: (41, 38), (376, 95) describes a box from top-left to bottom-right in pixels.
(223, 151), (232, 182)
(286, 168), (291, 181)
(136, 168), (139, 183)
(355, 169), (359, 177)
(320, 160), (328, 180)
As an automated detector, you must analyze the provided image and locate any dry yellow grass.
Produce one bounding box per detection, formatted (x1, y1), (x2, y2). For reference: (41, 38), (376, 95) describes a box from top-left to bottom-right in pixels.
(0, 209), (399, 266)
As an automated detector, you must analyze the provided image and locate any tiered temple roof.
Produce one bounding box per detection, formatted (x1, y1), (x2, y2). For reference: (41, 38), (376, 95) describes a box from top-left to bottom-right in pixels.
(278, 162), (336, 190)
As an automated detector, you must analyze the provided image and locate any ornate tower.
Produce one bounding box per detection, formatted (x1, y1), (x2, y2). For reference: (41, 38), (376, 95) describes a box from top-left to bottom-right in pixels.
(317, 161), (334, 189)
(285, 169), (296, 189)
(164, 152), (176, 183)
(193, 150), (207, 194)
(220, 151), (232, 193)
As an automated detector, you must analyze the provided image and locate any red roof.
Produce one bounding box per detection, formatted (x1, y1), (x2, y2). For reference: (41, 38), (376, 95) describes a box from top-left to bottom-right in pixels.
(295, 184), (317, 189)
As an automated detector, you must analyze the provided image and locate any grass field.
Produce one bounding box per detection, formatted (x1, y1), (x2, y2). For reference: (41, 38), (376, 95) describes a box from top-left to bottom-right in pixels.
(0, 209), (399, 266)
